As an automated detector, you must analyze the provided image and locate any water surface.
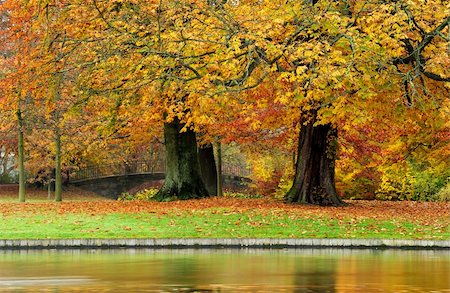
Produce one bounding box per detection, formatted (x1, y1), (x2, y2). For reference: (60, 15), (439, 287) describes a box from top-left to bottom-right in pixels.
(0, 248), (448, 292)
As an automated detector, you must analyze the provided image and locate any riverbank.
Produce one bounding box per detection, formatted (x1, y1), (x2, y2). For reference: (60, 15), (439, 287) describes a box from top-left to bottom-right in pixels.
(0, 193), (448, 241)
(1, 238), (449, 250)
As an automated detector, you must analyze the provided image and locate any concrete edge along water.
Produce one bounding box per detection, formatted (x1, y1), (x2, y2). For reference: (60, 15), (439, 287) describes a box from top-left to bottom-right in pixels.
(0, 238), (448, 250)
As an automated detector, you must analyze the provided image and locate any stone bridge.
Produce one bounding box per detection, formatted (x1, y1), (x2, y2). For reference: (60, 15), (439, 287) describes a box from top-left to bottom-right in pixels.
(70, 160), (251, 199)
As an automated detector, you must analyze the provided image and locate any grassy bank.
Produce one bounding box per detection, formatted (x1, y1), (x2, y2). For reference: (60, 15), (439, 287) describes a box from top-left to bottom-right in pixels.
(0, 209), (448, 240)
(0, 187), (448, 240)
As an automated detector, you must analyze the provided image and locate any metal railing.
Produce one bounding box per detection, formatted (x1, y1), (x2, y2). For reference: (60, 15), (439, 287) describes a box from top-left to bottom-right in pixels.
(71, 159), (166, 182)
(70, 159), (250, 182)
(222, 164), (251, 178)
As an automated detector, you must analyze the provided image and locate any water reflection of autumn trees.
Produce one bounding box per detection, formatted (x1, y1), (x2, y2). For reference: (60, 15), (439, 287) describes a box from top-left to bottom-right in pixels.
(0, 249), (448, 292)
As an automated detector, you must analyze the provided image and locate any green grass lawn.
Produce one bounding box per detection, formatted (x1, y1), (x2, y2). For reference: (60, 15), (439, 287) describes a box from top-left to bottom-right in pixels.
(0, 209), (448, 240)
(0, 186), (448, 240)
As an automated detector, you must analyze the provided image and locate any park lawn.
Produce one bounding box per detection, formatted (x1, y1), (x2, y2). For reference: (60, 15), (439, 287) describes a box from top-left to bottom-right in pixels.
(0, 209), (448, 240)
(0, 189), (448, 240)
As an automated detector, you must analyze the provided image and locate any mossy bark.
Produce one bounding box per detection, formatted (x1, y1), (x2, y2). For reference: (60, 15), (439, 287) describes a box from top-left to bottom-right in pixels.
(154, 118), (209, 201)
(215, 141), (223, 197)
(198, 143), (217, 196)
(285, 112), (344, 206)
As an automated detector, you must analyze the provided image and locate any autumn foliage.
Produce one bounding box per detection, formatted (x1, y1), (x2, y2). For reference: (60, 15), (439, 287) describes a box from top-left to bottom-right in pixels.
(0, 0), (449, 202)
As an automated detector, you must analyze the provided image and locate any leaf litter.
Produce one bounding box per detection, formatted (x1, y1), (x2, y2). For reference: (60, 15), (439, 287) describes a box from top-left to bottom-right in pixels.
(0, 197), (447, 225)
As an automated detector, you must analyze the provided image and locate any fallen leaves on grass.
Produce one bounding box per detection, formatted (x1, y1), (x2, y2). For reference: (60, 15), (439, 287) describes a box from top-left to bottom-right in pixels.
(0, 197), (448, 225)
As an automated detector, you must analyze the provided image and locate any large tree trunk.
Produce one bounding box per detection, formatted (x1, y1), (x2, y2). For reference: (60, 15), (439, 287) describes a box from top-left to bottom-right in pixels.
(154, 118), (209, 201)
(215, 141), (223, 197)
(285, 111), (344, 206)
(198, 143), (217, 196)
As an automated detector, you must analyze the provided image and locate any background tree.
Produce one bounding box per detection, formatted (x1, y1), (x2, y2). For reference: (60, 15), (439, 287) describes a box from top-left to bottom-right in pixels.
(0, 0), (40, 201)
(1, 0), (109, 201)
(59, 0), (263, 200)
(211, 0), (449, 205)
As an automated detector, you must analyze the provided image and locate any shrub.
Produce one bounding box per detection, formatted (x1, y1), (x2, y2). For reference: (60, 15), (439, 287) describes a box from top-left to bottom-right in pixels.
(409, 171), (447, 201)
(338, 170), (379, 200)
(118, 188), (159, 201)
(0, 172), (18, 184)
(375, 169), (413, 201)
(273, 168), (294, 199)
(223, 191), (263, 199)
(375, 162), (449, 201)
(435, 182), (450, 202)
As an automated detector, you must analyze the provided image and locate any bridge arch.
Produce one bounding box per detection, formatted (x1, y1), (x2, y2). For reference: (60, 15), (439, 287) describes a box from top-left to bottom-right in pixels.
(70, 160), (250, 199)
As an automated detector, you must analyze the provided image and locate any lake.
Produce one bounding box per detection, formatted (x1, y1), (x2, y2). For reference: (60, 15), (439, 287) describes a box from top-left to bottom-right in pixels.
(0, 248), (448, 292)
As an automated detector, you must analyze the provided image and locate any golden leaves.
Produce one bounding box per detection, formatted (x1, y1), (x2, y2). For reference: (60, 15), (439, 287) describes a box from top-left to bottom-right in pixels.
(1, 0), (449, 194)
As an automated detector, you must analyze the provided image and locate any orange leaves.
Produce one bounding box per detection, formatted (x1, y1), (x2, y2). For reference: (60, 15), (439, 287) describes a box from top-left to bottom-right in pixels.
(0, 194), (448, 226)
(0, 0), (448, 203)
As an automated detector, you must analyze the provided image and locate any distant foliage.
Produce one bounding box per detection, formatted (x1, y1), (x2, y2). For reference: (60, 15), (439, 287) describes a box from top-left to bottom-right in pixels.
(0, 172), (18, 184)
(375, 162), (450, 201)
(245, 149), (293, 196)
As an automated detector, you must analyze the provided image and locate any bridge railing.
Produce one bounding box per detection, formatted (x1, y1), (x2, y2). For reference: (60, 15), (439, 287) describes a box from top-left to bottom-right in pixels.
(222, 164), (251, 178)
(71, 159), (166, 182)
(70, 159), (250, 182)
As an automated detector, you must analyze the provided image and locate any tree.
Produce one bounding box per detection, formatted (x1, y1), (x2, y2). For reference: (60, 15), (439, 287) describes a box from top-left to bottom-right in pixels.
(2, 0), (448, 205)
(233, 0), (448, 205)
(153, 116), (209, 200)
(285, 1), (448, 205)
(1, 0), (108, 201)
(57, 0), (249, 200)
(198, 142), (218, 196)
(0, 0), (38, 201)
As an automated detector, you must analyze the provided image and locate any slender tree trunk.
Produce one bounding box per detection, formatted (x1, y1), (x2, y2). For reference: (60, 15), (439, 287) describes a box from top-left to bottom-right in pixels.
(47, 181), (52, 200)
(17, 108), (25, 203)
(53, 71), (63, 202)
(54, 128), (62, 202)
(198, 143), (217, 196)
(215, 141), (223, 197)
(154, 118), (209, 201)
(285, 111), (344, 206)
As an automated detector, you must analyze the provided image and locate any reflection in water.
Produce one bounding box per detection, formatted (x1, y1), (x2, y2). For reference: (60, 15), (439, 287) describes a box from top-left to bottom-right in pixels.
(293, 257), (337, 293)
(0, 249), (448, 292)
(0, 277), (94, 286)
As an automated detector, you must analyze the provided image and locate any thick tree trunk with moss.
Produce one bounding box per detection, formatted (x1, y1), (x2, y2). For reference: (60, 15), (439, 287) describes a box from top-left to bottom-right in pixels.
(285, 112), (344, 206)
(198, 143), (217, 196)
(215, 141), (223, 197)
(154, 118), (209, 201)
